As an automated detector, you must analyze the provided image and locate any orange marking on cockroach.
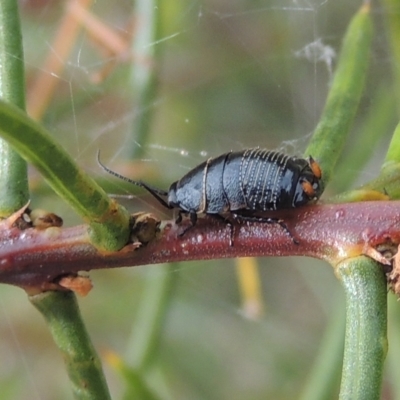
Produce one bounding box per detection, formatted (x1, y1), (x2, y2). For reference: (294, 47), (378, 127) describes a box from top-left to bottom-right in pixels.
(309, 156), (322, 179)
(302, 180), (315, 197)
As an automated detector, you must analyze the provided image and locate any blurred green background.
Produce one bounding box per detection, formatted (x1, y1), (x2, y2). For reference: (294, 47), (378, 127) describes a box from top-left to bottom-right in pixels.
(0, 1), (398, 399)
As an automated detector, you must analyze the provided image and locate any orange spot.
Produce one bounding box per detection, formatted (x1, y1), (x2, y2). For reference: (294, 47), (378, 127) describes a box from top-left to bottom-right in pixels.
(309, 156), (322, 179)
(302, 180), (315, 197)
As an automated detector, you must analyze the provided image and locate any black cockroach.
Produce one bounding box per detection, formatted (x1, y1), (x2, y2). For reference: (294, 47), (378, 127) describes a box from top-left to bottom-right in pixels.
(97, 148), (323, 242)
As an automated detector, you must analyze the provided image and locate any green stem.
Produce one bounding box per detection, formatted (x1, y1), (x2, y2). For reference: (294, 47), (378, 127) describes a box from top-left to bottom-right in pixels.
(299, 294), (345, 400)
(0, 99), (130, 251)
(384, 121), (400, 165)
(131, 0), (162, 158)
(30, 291), (111, 400)
(0, 0), (29, 216)
(125, 2), (174, 396)
(336, 257), (387, 400)
(126, 265), (176, 370)
(334, 85), (396, 192)
(382, 0), (400, 114)
(350, 121), (400, 201)
(387, 295), (400, 400)
(305, 3), (373, 187)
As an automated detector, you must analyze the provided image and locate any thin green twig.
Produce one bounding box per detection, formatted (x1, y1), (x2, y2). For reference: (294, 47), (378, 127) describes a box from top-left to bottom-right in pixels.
(131, 0), (162, 158)
(336, 257), (387, 400)
(126, 265), (176, 370)
(305, 3), (373, 187)
(350, 120), (400, 201)
(0, 0), (29, 216)
(384, 121), (400, 165)
(299, 293), (345, 400)
(382, 0), (400, 114)
(334, 85), (396, 193)
(125, 2), (174, 398)
(30, 291), (111, 400)
(0, 99), (130, 251)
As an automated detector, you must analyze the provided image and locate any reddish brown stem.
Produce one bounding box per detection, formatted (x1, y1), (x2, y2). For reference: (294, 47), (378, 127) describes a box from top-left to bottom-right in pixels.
(1, 201), (400, 290)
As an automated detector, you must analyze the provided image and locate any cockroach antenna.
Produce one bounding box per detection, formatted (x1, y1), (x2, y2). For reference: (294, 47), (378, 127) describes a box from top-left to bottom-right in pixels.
(96, 150), (170, 208)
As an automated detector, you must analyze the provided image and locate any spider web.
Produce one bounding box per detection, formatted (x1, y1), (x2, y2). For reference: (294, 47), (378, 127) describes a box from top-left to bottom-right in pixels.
(0, 1), (393, 399)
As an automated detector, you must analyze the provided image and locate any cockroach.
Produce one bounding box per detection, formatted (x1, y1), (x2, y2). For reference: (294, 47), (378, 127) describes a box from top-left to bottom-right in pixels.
(98, 148), (323, 243)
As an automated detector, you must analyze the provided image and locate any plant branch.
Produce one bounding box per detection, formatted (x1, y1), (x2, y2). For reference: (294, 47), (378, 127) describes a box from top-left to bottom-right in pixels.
(337, 256), (388, 400)
(1, 201), (398, 290)
(0, 0), (29, 216)
(299, 299), (345, 400)
(130, 0), (162, 158)
(0, 99), (131, 251)
(305, 2), (373, 185)
(30, 291), (112, 400)
(382, 0), (400, 114)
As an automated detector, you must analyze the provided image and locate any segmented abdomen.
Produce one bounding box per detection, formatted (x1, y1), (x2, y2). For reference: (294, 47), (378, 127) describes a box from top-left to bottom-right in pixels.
(239, 149), (290, 211)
